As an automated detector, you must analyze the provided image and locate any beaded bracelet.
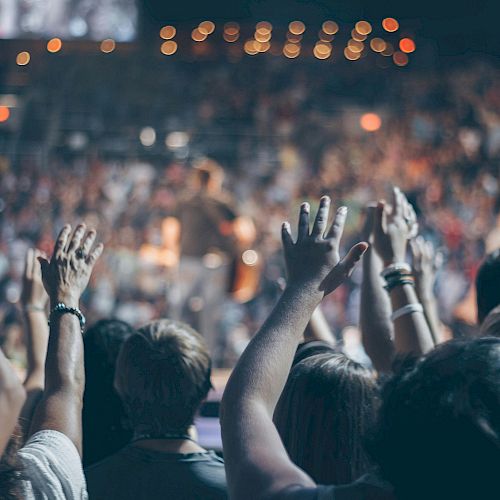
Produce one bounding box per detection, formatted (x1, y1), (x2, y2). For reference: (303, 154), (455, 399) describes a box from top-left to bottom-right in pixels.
(48, 303), (86, 333)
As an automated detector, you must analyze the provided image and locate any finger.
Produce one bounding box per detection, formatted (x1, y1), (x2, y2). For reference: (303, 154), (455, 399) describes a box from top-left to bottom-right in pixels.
(373, 201), (386, 240)
(311, 196), (331, 238)
(54, 225), (71, 259)
(392, 186), (403, 217)
(37, 256), (50, 281)
(424, 241), (434, 260)
(25, 248), (34, 279)
(281, 222), (293, 252)
(80, 229), (97, 257)
(86, 243), (104, 266)
(297, 202), (310, 242)
(338, 242), (369, 277)
(32, 249), (42, 280)
(66, 223), (87, 254)
(327, 206), (348, 241)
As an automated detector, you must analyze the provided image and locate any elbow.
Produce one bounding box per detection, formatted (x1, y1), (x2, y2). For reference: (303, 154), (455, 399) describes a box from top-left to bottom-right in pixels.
(2, 376), (26, 413)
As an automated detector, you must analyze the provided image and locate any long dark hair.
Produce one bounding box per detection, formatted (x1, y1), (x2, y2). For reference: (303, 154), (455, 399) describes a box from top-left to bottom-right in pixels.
(274, 352), (379, 485)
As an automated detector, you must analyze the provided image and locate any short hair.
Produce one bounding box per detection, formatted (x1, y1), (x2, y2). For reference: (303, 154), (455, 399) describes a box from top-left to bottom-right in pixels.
(476, 249), (500, 323)
(274, 352), (379, 485)
(114, 319), (212, 436)
(369, 338), (500, 500)
(480, 305), (500, 338)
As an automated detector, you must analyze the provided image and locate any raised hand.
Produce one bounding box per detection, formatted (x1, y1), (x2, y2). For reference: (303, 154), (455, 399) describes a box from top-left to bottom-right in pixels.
(373, 186), (417, 266)
(21, 248), (49, 310)
(38, 223), (104, 307)
(411, 236), (443, 301)
(281, 196), (368, 297)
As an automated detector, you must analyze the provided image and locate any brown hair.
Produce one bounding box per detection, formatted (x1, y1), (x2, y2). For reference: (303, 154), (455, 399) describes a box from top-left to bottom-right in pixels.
(114, 319), (212, 436)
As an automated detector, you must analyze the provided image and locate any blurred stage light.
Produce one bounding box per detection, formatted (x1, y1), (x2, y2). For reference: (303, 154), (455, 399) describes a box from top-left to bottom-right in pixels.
(381, 42), (394, 56)
(47, 38), (62, 53)
(16, 51), (30, 66)
(256, 21), (272, 34)
(160, 26), (176, 40)
(224, 22), (240, 35)
(313, 42), (332, 59)
(192, 29), (207, 42)
(199, 21), (215, 35)
(382, 18), (399, 32)
(100, 39), (116, 53)
(166, 131), (189, 149)
(399, 38), (416, 53)
(0, 106), (10, 123)
(319, 31), (334, 42)
(322, 21), (339, 35)
(347, 39), (364, 53)
(140, 127), (156, 147)
(370, 38), (386, 52)
(344, 47), (361, 60)
(393, 51), (409, 66)
(360, 113), (382, 131)
(355, 21), (372, 35)
(351, 30), (367, 41)
(255, 31), (272, 42)
(283, 43), (301, 58)
(244, 40), (259, 55)
(258, 41), (271, 52)
(286, 33), (302, 43)
(289, 21), (306, 35)
(161, 41), (177, 55)
(223, 32), (239, 42)
(242, 249), (259, 266)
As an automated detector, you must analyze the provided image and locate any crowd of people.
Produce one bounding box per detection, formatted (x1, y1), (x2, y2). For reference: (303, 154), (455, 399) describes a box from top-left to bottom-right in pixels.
(0, 46), (499, 499)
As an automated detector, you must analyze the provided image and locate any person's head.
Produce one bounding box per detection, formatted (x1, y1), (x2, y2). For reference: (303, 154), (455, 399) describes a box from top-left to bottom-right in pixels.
(476, 249), (500, 324)
(370, 338), (500, 500)
(192, 159), (224, 194)
(83, 319), (135, 466)
(114, 319), (212, 436)
(0, 427), (23, 500)
(480, 305), (500, 338)
(273, 352), (379, 485)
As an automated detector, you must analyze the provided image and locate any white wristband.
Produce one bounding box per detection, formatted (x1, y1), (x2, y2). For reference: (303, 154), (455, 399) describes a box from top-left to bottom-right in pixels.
(390, 303), (424, 322)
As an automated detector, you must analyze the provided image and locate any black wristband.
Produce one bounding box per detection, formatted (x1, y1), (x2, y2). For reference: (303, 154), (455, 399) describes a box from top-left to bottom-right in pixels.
(48, 303), (86, 333)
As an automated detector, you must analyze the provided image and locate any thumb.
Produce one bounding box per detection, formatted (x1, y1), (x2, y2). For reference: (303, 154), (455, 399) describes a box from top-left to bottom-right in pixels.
(37, 256), (50, 279)
(340, 242), (369, 278)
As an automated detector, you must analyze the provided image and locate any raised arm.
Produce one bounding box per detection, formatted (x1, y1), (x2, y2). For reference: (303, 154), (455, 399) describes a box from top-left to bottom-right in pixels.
(29, 224), (103, 455)
(359, 205), (395, 373)
(19, 248), (49, 435)
(221, 197), (367, 500)
(373, 188), (434, 357)
(0, 348), (26, 456)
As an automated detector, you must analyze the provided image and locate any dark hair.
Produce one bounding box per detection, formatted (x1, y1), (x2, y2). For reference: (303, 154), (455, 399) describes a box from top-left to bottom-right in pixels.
(476, 249), (500, 323)
(369, 338), (500, 500)
(0, 427), (23, 499)
(83, 319), (135, 467)
(274, 352), (378, 485)
(114, 319), (212, 436)
(480, 305), (500, 338)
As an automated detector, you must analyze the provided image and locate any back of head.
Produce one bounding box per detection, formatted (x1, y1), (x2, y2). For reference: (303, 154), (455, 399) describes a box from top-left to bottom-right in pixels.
(274, 352), (378, 485)
(83, 319), (135, 466)
(114, 319), (212, 437)
(476, 249), (500, 324)
(370, 338), (500, 500)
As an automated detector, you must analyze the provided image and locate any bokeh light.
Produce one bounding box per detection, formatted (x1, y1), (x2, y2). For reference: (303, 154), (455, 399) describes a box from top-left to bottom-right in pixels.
(319, 30), (334, 42)
(224, 22), (240, 35)
(283, 43), (301, 58)
(399, 38), (416, 53)
(100, 39), (116, 53)
(16, 51), (30, 65)
(370, 38), (387, 53)
(140, 127), (156, 146)
(0, 106), (10, 123)
(347, 39), (364, 53)
(382, 18), (399, 32)
(393, 51), (409, 66)
(381, 42), (394, 56)
(244, 40), (259, 55)
(255, 31), (272, 43)
(47, 38), (62, 53)
(160, 26), (176, 40)
(161, 41), (178, 55)
(199, 21), (215, 35)
(289, 21), (306, 35)
(344, 47), (361, 60)
(352, 29), (367, 42)
(242, 250), (259, 266)
(355, 21), (372, 35)
(360, 113), (382, 132)
(192, 29), (207, 42)
(322, 21), (339, 35)
(313, 42), (332, 59)
(256, 21), (272, 34)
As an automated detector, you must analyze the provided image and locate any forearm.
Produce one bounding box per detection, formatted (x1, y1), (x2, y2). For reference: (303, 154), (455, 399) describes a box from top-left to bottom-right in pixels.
(389, 284), (434, 356)
(23, 310), (49, 388)
(303, 306), (336, 345)
(419, 293), (444, 344)
(360, 248), (395, 372)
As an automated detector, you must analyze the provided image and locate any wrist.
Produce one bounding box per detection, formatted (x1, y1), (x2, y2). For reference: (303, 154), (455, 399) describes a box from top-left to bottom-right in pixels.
(50, 293), (80, 309)
(23, 304), (46, 313)
(284, 282), (323, 306)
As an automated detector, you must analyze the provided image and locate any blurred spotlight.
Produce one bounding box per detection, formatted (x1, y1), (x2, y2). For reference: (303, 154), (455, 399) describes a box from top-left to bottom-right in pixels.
(355, 21), (372, 35)
(360, 113), (382, 132)
(283, 43), (301, 58)
(344, 47), (361, 60)
(161, 41), (177, 55)
(319, 30), (334, 42)
(258, 41), (271, 53)
(393, 51), (409, 66)
(256, 21), (272, 34)
(199, 21), (215, 35)
(224, 32), (239, 42)
(16, 51), (30, 66)
(69, 17), (88, 37)
(166, 131), (189, 149)
(313, 42), (332, 59)
(399, 38), (416, 53)
(203, 252), (223, 269)
(192, 29), (207, 42)
(140, 127), (156, 146)
(351, 30), (367, 41)
(322, 21), (339, 35)
(370, 38), (386, 52)
(381, 42), (394, 56)
(255, 31), (271, 42)
(382, 18), (399, 32)
(160, 26), (176, 40)
(347, 39), (364, 53)
(47, 38), (62, 53)
(0, 106), (10, 123)
(100, 39), (116, 53)
(67, 132), (88, 150)
(244, 40), (260, 55)
(242, 250), (259, 266)
(224, 22), (240, 35)
(289, 21), (306, 35)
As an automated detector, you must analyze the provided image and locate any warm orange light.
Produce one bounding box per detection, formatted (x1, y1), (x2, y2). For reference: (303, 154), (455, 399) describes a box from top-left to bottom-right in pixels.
(47, 38), (62, 53)
(360, 113), (382, 132)
(322, 21), (339, 35)
(223, 32), (239, 42)
(255, 31), (271, 42)
(286, 32), (302, 43)
(370, 37), (386, 52)
(313, 42), (332, 59)
(160, 26), (176, 40)
(351, 29), (367, 41)
(161, 41), (177, 55)
(256, 21), (272, 34)
(347, 39), (364, 53)
(344, 47), (360, 60)
(258, 41), (271, 52)
(319, 30), (334, 42)
(381, 42), (394, 56)
(355, 21), (372, 35)
(382, 18), (399, 32)
(0, 106), (10, 122)
(192, 28), (207, 42)
(244, 40), (259, 55)
(283, 43), (301, 58)
(100, 39), (116, 53)
(224, 22), (240, 35)
(199, 21), (215, 35)
(289, 21), (306, 35)
(399, 38), (416, 53)
(16, 51), (30, 65)
(393, 51), (409, 66)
